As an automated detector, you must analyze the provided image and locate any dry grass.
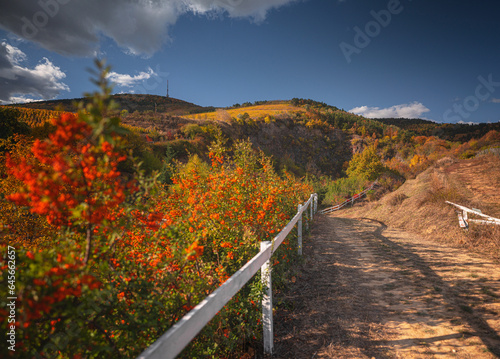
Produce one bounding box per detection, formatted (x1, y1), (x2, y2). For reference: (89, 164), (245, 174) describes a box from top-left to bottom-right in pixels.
(466, 222), (500, 250)
(388, 193), (408, 206)
(419, 170), (469, 205)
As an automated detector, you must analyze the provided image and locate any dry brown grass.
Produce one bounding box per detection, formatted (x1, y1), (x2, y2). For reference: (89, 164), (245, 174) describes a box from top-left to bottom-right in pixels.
(388, 193), (408, 206)
(418, 170), (469, 206)
(466, 222), (500, 251)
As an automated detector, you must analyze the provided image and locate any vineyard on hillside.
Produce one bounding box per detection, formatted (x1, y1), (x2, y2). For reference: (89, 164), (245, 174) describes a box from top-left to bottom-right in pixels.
(6, 107), (68, 127)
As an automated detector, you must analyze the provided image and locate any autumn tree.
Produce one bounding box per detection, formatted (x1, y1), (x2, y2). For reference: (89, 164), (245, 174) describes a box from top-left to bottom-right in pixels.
(346, 144), (385, 181)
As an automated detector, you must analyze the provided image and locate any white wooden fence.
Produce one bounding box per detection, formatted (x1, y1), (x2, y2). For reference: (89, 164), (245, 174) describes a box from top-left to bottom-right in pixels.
(136, 193), (318, 359)
(318, 182), (376, 215)
(446, 201), (500, 228)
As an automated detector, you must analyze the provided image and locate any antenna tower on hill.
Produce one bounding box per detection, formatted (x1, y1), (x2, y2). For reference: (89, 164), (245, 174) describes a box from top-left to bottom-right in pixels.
(166, 80), (169, 98)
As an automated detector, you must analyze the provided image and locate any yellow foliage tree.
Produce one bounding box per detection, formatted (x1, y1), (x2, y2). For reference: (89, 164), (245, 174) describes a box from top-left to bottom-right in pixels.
(346, 145), (385, 181)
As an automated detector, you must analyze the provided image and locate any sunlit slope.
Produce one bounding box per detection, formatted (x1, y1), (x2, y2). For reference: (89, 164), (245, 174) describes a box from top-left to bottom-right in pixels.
(183, 102), (306, 121)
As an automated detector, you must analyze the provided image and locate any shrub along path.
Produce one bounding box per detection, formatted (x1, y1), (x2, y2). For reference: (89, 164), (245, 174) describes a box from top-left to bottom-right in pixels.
(272, 214), (500, 358)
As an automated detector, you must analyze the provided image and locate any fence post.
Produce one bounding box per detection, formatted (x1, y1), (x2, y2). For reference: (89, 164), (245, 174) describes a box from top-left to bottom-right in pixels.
(261, 241), (274, 354)
(310, 194), (314, 221)
(305, 203), (309, 232)
(297, 204), (302, 255)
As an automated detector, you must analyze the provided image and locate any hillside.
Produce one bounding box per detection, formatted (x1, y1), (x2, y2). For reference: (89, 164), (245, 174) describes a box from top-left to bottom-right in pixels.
(339, 153), (500, 261)
(374, 117), (500, 142)
(3, 95), (500, 181)
(3, 94), (212, 116)
(6, 94), (500, 143)
(120, 103), (352, 177)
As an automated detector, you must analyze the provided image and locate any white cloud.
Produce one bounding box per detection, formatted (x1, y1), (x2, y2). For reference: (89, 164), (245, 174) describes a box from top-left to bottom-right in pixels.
(349, 101), (430, 119)
(491, 98), (500, 103)
(0, 0), (297, 57)
(0, 42), (69, 103)
(106, 67), (156, 88)
(7, 96), (42, 104)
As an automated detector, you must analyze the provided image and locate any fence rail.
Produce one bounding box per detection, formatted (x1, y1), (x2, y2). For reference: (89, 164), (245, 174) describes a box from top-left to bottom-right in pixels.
(137, 193), (318, 359)
(318, 182), (376, 215)
(446, 201), (500, 228)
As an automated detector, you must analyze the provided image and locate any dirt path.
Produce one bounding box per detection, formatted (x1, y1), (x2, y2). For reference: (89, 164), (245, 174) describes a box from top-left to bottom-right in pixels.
(272, 215), (500, 358)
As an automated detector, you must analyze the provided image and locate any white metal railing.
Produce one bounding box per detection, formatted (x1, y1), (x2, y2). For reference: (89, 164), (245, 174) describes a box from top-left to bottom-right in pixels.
(446, 201), (500, 228)
(136, 193), (318, 359)
(318, 182), (376, 215)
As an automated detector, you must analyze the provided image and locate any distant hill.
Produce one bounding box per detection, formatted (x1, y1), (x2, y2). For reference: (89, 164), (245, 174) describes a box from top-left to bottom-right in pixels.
(120, 101), (353, 178)
(3, 94), (214, 116)
(6, 95), (499, 143)
(3, 95), (499, 180)
(373, 117), (500, 142)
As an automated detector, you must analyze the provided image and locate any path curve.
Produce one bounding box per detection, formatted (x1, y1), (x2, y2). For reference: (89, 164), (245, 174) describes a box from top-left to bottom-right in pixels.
(272, 215), (500, 358)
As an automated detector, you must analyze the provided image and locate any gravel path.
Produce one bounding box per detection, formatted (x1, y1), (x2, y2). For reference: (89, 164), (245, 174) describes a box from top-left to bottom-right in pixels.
(272, 215), (500, 358)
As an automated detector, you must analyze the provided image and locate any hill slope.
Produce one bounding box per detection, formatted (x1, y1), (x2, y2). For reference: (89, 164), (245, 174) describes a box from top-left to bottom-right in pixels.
(4, 95), (500, 181)
(3, 94), (212, 115)
(119, 103), (352, 177)
(374, 117), (500, 142)
(340, 153), (500, 261)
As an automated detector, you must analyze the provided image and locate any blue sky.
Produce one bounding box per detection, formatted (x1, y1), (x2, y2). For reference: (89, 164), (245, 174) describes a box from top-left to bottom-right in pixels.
(1, 0), (499, 123)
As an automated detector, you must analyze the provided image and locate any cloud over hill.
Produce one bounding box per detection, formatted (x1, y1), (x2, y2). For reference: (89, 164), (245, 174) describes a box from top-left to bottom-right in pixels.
(0, 41), (69, 103)
(350, 102), (430, 119)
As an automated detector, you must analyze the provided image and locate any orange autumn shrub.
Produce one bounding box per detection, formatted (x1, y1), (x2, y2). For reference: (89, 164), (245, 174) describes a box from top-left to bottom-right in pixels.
(0, 61), (314, 358)
(150, 140), (313, 357)
(162, 141), (311, 273)
(0, 62), (201, 358)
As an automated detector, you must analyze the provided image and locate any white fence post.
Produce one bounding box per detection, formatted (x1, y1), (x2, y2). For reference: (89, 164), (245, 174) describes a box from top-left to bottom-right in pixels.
(305, 203), (309, 232)
(310, 194), (314, 221)
(261, 241), (274, 354)
(297, 204), (302, 255)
